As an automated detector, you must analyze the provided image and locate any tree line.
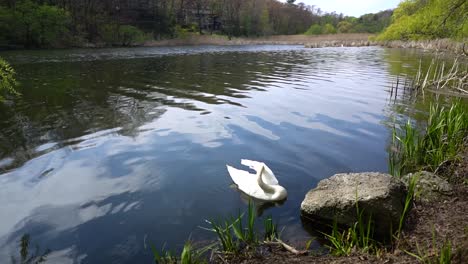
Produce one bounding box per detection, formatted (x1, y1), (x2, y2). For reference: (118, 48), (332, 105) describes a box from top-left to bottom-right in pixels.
(0, 0), (396, 48)
(0, 0), (313, 48)
(305, 10), (393, 35)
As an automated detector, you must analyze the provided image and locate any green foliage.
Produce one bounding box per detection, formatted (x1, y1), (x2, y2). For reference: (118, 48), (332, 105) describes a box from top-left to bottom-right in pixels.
(100, 24), (146, 46)
(151, 241), (210, 264)
(204, 201), (259, 253)
(119, 25), (146, 46)
(0, 57), (18, 101)
(323, 201), (377, 256)
(323, 23), (337, 34)
(389, 102), (468, 176)
(352, 11), (393, 33)
(0, 0), (70, 47)
(305, 24), (323, 35)
(396, 173), (420, 239)
(378, 0), (468, 40)
(263, 216), (278, 241)
(405, 231), (453, 264)
(337, 21), (353, 33)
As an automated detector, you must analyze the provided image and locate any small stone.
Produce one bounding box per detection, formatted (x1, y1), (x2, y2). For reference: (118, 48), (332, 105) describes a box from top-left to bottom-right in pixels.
(401, 171), (453, 202)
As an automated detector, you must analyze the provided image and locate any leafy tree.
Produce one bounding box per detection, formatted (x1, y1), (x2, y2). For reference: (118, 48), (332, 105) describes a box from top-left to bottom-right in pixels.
(0, 57), (18, 101)
(0, 0), (70, 47)
(337, 21), (353, 33)
(305, 24), (322, 35)
(323, 23), (337, 34)
(119, 25), (146, 46)
(100, 24), (146, 46)
(378, 0), (468, 40)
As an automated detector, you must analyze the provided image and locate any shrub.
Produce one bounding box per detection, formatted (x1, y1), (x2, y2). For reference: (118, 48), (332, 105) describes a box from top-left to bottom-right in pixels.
(0, 57), (18, 101)
(305, 24), (322, 35)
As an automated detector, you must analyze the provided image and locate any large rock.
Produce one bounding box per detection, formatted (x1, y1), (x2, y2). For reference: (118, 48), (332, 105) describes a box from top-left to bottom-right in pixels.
(402, 171), (452, 202)
(300, 172), (407, 236)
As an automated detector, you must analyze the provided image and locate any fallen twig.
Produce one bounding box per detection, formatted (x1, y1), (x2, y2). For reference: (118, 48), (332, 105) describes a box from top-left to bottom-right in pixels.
(264, 239), (308, 255)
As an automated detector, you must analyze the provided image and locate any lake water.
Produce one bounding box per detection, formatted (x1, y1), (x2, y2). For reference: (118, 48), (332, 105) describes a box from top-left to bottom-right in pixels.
(0, 45), (448, 263)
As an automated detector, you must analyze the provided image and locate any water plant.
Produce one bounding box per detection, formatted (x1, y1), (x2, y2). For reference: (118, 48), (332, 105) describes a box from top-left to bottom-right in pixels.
(323, 200), (376, 256)
(263, 216), (278, 241)
(205, 201), (259, 252)
(389, 101), (468, 177)
(151, 241), (211, 264)
(388, 58), (467, 100)
(396, 172), (420, 240)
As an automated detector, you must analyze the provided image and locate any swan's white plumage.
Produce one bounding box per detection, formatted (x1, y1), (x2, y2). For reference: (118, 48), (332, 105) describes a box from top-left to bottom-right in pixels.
(226, 159), (287, 201)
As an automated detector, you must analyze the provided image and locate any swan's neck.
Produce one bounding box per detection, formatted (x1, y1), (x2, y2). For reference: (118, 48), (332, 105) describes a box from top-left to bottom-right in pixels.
(257, 165), (275, 193)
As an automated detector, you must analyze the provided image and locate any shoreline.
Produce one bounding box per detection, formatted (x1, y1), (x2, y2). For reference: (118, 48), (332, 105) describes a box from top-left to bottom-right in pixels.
(142, 33), (374, 47)
(1, 34), (466, 56)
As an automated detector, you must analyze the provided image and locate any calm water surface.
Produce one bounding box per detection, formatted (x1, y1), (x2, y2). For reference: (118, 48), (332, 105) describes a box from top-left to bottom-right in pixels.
(0, 45), (448, 263)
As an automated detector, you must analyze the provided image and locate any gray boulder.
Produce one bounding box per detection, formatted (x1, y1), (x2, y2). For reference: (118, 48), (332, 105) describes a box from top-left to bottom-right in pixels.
(402, 171), (452, 202)
(300, 172), (407, 236)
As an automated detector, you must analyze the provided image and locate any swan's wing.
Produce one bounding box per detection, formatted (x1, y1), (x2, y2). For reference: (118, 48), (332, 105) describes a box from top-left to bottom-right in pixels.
(226, 165), (252, 186)
(241, 159), (279, 185)
(226, 165), (266, 197)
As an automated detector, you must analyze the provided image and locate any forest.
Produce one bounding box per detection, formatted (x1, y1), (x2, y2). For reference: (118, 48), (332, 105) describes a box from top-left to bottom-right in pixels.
(0, 0), (466, 49)
(0, 0), (392, 48)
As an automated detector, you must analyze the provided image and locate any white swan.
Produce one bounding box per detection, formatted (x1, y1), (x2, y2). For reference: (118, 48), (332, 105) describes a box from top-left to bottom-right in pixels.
(226, 159), (287, 201)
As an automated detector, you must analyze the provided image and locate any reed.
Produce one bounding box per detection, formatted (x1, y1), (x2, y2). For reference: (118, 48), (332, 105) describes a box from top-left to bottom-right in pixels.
(230, 202), (258, 245)
(323, 199), (377, 256)
(263, 216), (278, 241)
(202, 201), (261, 253)
(395, 172), (420, 240)
(151, 241), (212, 264)
(389, 101), (468, 177)
(389, 58), (467, 100)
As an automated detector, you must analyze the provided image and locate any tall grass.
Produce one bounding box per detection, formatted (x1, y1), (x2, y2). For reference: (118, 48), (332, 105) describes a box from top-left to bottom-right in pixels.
(389, 101), (468, 177)
(323, 199), (377, 256)
(263, 216), (278, 241)
(396, 173), (420, 240)
(396, 59), (468, 97)
(405, 230), (453, 264)
(204, 201), (259, 253)
(151, 241), (211, 264)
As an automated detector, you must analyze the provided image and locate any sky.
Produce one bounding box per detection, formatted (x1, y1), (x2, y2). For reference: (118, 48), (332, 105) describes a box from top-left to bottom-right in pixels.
(282, 0), (402, 17)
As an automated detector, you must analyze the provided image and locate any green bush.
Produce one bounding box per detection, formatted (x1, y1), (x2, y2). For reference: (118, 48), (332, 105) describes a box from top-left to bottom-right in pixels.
(305, 24), (322, 35)
(323, 23), (337, 34)
(0, 0), (70, 47)
(337, 21), (354, 33)
(119, 25), (146, 46)
(0, 57), (18, 101)
(99, 24), (146, 46)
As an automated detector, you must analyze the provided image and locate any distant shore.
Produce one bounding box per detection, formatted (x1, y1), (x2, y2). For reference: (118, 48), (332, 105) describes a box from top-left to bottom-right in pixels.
(143, 33), (374, 47)
(143, 34), (467, 55)
(2, 34), (466, 56)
